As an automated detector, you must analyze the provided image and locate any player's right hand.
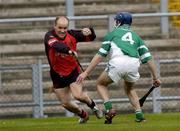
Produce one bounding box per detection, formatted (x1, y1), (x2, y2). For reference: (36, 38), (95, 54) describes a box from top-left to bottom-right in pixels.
(153, 78), (161, 87)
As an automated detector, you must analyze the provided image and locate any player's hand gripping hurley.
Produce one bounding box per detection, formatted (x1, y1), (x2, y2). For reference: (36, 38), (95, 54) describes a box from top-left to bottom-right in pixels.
(139, 76), (161, 107)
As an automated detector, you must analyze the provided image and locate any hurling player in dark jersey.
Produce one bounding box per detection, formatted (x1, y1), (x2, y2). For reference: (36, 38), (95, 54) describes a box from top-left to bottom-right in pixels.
(44, 16), (103, 124)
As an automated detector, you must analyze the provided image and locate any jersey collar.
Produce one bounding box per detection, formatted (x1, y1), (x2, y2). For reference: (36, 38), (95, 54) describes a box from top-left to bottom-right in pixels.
(119, 24), (130, 29)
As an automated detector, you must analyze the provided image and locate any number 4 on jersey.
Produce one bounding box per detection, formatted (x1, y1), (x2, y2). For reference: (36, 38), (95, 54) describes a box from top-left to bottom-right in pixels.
(121, 32), (134, 45)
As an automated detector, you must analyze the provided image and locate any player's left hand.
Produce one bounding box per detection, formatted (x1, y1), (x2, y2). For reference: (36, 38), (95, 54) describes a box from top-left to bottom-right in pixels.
(76, 72), (88, 84)
(69, 50), (78, 58)
(82, 28), (92, 36)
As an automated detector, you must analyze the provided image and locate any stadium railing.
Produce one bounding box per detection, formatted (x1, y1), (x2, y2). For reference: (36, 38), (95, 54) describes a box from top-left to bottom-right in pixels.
(0, 58), (180, 118)
(0, 12), (180, 36)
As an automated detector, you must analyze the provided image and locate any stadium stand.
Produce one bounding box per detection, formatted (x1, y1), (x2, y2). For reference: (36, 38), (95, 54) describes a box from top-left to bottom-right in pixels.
(0, 0), (179, 117)
(168, 0), (180, 26)
(152, 0), (180, 26)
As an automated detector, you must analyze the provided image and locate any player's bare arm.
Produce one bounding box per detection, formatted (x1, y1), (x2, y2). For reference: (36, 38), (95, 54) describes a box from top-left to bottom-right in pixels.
(76, 54), (103, 83)
(147, 59), (161, 87)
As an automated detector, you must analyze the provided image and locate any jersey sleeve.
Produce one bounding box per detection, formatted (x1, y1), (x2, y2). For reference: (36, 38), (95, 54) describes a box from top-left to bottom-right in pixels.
(97, 33), (111, 57)
(44, 32), (70, 54)
(68, 27), (96, 42)
(137, 38), (152, 64)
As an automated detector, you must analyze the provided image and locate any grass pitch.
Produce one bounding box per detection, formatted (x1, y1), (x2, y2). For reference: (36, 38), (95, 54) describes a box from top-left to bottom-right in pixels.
(0, 112), (179, 131)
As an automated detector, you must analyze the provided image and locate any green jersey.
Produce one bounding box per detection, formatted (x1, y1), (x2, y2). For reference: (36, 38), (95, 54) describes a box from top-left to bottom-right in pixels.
(98, 24), (152, 64)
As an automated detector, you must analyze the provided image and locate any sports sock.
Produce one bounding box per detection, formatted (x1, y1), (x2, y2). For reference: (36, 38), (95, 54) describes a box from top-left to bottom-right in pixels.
(104, 101), (112, 111)
(78, 109), (86, 118)
(87, 99), (96, 109)
(135, 109), (144, 120)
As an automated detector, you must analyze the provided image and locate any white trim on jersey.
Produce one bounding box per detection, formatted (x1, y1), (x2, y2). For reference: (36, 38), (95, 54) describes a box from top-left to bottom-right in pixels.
(48, 38), (57, 46)
(140, 52), (151, 60)
(121, 28), (131, 31)
(102, 41), (111, 45)
(99, 48), (108, 54)
(137, 45), (148, 51)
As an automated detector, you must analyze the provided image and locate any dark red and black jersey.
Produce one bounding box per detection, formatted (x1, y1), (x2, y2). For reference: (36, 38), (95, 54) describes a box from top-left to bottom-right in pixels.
(44, 28), (96, 76)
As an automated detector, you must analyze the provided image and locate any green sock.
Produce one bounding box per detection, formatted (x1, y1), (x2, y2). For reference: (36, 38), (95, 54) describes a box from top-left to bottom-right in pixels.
(135, 109), (144, 120)
(104, 101), (112, 110)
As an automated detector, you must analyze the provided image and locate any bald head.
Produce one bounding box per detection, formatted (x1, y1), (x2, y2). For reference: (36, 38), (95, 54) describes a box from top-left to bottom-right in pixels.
(55, 16), (69, 26)
(54, 16), (69, 39)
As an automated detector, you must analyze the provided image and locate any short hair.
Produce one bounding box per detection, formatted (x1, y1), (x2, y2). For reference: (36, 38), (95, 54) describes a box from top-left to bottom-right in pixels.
(54, 16), (69, 26)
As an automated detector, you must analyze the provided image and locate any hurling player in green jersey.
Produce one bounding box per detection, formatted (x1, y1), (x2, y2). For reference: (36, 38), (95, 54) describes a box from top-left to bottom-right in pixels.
(76, 12), (161, 124)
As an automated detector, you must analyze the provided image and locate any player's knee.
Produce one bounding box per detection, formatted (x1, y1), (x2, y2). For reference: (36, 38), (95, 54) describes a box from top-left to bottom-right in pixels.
(97, 80), (104, 86)
(97, 78), (111, 87)
(97, 81), (108, 89)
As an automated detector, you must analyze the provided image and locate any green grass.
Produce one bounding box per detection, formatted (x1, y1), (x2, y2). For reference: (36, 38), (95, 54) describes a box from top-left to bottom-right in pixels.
(0, 113), (180, 131)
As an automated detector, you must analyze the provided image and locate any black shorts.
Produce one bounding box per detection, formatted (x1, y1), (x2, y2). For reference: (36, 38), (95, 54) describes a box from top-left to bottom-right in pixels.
(50, 68), (79, 89)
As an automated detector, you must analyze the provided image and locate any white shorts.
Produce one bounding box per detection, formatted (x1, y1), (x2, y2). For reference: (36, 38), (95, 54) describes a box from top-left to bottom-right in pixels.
(105, 56), (140, 83)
